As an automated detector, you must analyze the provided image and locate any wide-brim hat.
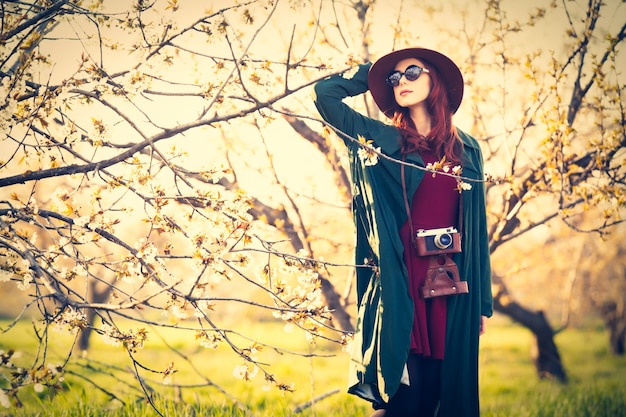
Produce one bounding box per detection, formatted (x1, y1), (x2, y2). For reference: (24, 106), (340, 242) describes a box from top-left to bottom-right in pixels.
(368, 47), (464, 118)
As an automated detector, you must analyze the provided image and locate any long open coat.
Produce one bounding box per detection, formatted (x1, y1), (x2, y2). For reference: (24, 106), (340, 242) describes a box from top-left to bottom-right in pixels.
(313, 63), (493, 417)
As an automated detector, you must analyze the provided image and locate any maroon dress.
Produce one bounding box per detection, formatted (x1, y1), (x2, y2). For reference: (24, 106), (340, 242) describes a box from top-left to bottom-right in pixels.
(399, 151), (460, 359)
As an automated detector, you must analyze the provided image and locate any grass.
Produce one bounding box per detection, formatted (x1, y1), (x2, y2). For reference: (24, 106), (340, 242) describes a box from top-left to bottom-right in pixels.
(1, 315), (625, 416)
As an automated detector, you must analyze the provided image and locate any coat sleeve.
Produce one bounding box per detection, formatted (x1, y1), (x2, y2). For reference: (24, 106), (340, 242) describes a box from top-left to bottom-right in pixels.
(313, 63), (404, 159)
(313, 63), (372, 146)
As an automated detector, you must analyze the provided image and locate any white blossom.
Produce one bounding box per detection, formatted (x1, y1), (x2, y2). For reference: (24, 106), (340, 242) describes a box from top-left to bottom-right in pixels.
(71, 264), (88, 278)
(341, 334), (355, 354)
(0, 270), (12, 282)
(74, 216), (91, 228)
(100, 324), (122, 347)
(232, 364), (258, 381)
(17, 273), (33, 291)
(199, 334), (221, 349)
(47, 362), (61, 375)
(357, 146), (381, 166)
(52, 307), (87, 335)
(169, 304), (189, 320)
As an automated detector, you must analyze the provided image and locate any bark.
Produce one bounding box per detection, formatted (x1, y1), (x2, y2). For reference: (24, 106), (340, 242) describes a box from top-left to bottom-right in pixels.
(77, 281), (112, 351)
(492, 275), (568, 383)
(610, 326), (625, 355)
(597, 302), (626, 355)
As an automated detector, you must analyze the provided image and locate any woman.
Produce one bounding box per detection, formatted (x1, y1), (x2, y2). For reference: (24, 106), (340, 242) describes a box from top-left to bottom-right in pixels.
(313, 48), (493, 416)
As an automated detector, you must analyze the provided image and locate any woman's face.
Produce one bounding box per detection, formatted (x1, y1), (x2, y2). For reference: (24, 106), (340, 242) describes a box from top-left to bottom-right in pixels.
(391, 58), (432, 109)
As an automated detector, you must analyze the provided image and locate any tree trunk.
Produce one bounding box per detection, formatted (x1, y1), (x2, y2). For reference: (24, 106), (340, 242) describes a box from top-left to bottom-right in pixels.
(320, 274), (354, 332)
(247, 202), (354, 333)
(610, 326), (625, 355)
(598, 302), (626, 355)
(492, 276), (568, 383)
(77, 280), (112, 352)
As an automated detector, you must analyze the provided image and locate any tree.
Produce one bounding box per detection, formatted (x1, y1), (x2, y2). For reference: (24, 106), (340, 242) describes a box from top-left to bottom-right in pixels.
(0, 0), (624, 412)
(468, 0), (626, 382)
(1, 0), (354, 410)
(578, 223), (626, 355)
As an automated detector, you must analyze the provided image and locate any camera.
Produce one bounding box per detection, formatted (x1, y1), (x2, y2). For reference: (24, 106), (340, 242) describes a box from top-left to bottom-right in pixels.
(415, 227), (461, 256)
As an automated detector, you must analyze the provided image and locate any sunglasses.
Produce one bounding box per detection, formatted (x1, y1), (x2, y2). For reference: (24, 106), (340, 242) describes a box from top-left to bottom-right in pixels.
(385, 64), (430, 87)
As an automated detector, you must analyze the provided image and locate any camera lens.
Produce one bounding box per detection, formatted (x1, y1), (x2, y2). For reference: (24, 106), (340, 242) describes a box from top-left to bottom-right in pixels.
(434, 233), (452, 249)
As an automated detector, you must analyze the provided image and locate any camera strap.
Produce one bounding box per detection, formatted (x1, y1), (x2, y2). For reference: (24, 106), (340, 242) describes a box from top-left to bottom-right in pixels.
(400, 160), (463, 249)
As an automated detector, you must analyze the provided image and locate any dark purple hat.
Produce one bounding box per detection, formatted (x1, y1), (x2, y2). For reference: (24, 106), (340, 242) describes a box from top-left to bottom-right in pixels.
(368, 47), (464, 118)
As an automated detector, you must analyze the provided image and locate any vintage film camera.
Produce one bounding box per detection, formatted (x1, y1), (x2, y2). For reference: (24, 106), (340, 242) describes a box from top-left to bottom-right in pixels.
(415, 226), (462, 256)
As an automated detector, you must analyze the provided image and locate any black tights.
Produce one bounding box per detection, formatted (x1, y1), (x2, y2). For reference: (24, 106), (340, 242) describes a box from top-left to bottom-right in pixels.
(371, 355), (441, 417)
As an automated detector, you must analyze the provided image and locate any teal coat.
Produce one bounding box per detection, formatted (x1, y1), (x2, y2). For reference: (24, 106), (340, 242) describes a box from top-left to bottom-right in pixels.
(313, 63), (493, 416)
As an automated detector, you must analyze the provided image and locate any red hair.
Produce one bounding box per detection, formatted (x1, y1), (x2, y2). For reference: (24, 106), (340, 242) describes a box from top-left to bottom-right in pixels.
(392, 60), (463, 164)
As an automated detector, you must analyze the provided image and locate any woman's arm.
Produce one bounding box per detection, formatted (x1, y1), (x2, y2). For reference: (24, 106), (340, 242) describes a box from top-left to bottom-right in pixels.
(313, 63), (374, 146)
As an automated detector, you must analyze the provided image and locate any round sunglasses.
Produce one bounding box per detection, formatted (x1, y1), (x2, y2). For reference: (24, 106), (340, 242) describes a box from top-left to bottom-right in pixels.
(385, 64), (430, 87)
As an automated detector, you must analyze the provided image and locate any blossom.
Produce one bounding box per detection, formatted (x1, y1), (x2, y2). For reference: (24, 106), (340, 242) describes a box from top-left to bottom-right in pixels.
(193, 300), (216, 318)
(454, 180), (473, 192)
(198, 332), (222, 349)
(425, 157), (471, 192)
(74, 216), (91, 228)
(356, 135), (380, 166)
(100, 324), (122, 347)
(305, 330), (317, 344)
(17, 273), (33, 291)
(169, 304), (189, 320)
(124, 69), (152, 94)
(0, 270), (11, 282)
(52, 307), (88, 335)
(341, 333), (355, 354)
(47, 362), (62, 376)
(232, 363), (258, 381)
(71, 264), (88, 278)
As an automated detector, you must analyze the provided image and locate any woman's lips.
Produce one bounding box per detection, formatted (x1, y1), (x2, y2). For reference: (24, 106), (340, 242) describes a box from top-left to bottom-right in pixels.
(399, 89), (412, 96)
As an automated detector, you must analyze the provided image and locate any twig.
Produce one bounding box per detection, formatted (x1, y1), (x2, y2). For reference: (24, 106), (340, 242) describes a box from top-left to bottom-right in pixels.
(293, 388), (341, 413)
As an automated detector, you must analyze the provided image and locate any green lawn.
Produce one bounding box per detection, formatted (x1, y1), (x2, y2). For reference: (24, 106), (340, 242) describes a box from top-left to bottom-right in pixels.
(1, 315), (625, 416)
